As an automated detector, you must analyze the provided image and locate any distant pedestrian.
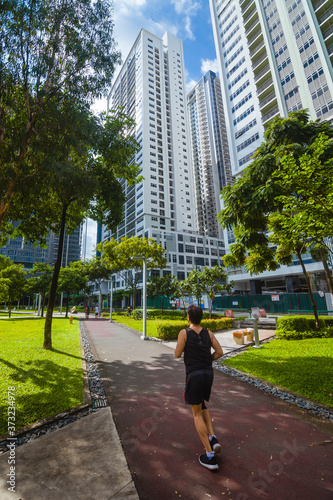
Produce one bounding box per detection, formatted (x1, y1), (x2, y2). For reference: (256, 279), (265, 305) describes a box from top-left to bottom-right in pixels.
(95, 305), (99, 318)
(127, 305), (132, 316)
(175, 304), (223, 471)
(85, 305), (90, 319)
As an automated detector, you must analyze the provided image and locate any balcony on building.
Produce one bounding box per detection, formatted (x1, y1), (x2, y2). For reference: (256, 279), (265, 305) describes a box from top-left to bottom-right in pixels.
(254, 64), (272, 86)
(240, 0), (254, 10)
(257, 77), (274, 99)
(262, 106), (280, 127)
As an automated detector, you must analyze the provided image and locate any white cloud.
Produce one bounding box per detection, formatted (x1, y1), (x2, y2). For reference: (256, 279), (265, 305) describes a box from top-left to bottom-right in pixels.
(184, 16), (194, 40)
(186, 78), (197, 94)
(171, 0), (201, 40)
(201, 58), (219, 75)
(185, 68), (197, 93)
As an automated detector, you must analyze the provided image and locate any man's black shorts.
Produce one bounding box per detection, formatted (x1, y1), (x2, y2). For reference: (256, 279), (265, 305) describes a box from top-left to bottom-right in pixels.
(184, 368), (214, 406)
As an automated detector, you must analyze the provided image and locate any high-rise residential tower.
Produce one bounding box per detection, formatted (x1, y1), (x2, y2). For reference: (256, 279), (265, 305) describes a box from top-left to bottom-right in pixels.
(187, 70), (233, 240)
(209, 0), (333, 294)
(209, 0), (333, 177)
(105, 29), (225, 291)
(107, 29), (196, 240)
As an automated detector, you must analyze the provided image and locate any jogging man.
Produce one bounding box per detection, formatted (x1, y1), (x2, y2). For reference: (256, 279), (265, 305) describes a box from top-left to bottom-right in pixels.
(175, 304), (223, 470)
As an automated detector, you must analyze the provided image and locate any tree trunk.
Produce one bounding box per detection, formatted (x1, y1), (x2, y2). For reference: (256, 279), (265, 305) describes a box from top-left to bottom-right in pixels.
(319, 247), (333, 306)
(41, 295), (45, 318)
(132, 288), (136, 310)
(8, 303), (12, 318)
(44, 204), (68, 349)
(296, 249), (320, 329)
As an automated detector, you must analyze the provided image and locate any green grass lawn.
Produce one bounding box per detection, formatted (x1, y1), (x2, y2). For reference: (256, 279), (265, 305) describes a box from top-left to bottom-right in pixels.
(108, 313), (169, 337)
(0, 318), (83, 435)
(222, 337), (333, 407)
(0, 311), (35, 317)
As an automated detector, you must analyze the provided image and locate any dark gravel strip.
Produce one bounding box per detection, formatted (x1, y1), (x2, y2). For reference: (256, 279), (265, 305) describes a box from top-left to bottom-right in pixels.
(0, 321), (108, 455)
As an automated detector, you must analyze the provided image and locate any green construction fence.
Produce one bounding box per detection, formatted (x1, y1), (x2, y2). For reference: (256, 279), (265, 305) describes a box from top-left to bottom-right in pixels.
(148, 293), (327, 314)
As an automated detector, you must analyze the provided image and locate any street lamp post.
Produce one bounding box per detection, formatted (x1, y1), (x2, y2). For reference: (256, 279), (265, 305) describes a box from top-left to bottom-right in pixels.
(134, 256), (148, 340)
(142, 257), (147, 340)
(109, 279), (113, 323)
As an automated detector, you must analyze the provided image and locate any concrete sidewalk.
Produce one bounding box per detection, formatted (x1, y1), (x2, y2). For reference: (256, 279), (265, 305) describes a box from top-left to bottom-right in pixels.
(0, 406), (139, 500)
(0, 319), (332, 500)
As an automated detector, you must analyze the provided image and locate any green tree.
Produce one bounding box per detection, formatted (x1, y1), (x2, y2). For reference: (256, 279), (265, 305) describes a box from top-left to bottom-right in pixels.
(268, 211), (321, 328)
(173, 279), (192, 318)
(85, 257), (116, 313)
(26, 263), (54, 317)
(58, 265), (88, 318)
(41, 108), (140, 349)
(0, 0), (121, 226)
(187, 266), (234, 318)
(100, 237), (167, 309)
(219, 110), (333, 319)
(147, 274), (176, 312)
(0, 279), (10, 304)
(0, 256), (26, 317)
(272, 133), (333, 300)
(69, 260), (94, 308)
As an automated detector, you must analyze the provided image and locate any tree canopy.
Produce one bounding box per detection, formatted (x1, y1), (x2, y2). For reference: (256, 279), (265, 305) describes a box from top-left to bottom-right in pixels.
(0, 0), (121, 227)
(26, 262), (54, 317)
(58, 264), (88, 317)
(0, 255), (27, 317)
(186, 266), (234, 318)
(147, 274), (176, 312)
(219, 110), (333, 327)
(100, 237), (167, 309)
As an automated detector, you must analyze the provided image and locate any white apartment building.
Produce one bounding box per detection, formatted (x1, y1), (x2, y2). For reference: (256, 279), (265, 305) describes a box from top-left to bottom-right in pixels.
(209, 0), (333, 294)
(187, 70), (234, 240)
(104, 29), (225, 295)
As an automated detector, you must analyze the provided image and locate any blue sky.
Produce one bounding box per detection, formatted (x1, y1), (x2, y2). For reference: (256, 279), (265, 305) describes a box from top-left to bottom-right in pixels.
(113, 0), (219, 91)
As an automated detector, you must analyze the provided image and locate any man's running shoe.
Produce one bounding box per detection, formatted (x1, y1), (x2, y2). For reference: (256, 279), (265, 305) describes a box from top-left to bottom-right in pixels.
(199, 454), (219, 470)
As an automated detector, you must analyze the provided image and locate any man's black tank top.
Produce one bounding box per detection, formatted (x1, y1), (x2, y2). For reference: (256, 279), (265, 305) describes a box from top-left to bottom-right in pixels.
(184, 327), (212, 375)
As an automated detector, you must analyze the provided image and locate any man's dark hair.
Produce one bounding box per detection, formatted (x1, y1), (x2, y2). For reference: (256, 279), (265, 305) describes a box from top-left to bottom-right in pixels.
(187, 305), (203, 325)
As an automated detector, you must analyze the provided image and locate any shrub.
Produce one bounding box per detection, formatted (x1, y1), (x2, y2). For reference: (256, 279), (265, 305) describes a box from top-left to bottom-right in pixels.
(156, 321), (188, 340)
(148, 309), (222, 320)
(276, 315), (333, 340)
(155, 317), (233, 341)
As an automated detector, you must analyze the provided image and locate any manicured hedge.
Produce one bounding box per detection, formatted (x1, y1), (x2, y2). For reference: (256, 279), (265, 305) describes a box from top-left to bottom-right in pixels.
(156, 318), (233, 341)
(276, 315), (333, 340)
(150, 310), (222, 319)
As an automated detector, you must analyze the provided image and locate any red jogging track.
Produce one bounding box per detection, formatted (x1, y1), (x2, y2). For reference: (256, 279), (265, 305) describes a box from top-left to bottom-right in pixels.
(84, 319), (333, 500)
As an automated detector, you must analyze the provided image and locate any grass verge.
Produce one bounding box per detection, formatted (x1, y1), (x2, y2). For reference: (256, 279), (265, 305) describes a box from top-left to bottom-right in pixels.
(222, 337), (333, 407)
(0, 318), (83, 435)
(107, 313), (166, 337)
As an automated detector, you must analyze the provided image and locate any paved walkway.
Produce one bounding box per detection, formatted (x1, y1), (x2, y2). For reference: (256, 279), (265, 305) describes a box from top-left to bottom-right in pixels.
(84, 320), (332, 500)
(0, 319), (332, 500)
